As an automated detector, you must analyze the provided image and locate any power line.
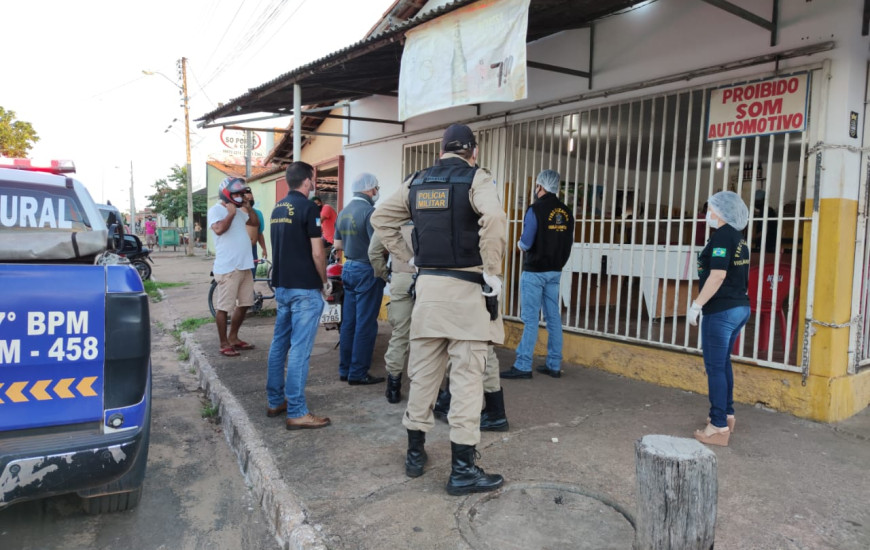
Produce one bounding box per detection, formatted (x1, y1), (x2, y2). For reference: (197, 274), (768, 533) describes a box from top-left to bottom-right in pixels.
(202, 1), (248, 74)
(245, 0), (309, 63)
(202, 0), (277, 84)
(201, 0), (300, 90)
(188, 62), (216, 110)
(86, 75), (149, 101)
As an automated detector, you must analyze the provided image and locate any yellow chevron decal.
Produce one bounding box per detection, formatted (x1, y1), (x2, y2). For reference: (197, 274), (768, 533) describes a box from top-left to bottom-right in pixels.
(30, 379), (51, 401)
(0, 378), (100, 404)
(76, 376), (98, 397)
(7, 381), (28, 403)
(54, 378), (75, 399)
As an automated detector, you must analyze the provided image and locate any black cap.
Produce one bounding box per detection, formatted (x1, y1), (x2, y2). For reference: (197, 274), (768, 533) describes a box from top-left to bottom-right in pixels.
(442, 124), (476, 152)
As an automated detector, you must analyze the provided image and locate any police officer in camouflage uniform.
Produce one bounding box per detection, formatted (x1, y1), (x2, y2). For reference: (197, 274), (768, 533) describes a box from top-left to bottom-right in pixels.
(371, 124), (507, 496)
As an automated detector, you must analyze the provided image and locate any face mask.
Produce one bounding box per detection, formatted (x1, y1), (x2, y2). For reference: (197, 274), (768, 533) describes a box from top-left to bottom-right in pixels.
(706, 210), (719, 228)
(372, 190), (380, 202)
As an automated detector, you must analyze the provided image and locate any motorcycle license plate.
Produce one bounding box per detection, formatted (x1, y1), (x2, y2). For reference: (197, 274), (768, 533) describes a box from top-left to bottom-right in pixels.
(320, 303), (341, 324)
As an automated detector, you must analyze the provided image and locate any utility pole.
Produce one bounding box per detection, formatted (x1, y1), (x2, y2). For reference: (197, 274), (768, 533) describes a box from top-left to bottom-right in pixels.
(129, 161), (135, 232)
(181, 57), (194, 256)
(245, 130), (252, 178)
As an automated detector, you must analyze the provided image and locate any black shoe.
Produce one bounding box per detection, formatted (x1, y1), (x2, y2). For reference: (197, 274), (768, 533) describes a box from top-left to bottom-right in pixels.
(432, 386), (451, 422)
(406, 430), (427, 478)
(348, 374), (385, 385)
(536, 365), (561, 378)
(445, 442), (503, 496)
(479, 389), (509, 432)
(339, 375), (348, 382)
(386, 374), (402, 403)
(500, 367), (532, 380)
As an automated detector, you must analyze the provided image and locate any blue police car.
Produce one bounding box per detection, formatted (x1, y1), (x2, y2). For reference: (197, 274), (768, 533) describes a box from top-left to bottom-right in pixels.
(0, 159), (151, 513)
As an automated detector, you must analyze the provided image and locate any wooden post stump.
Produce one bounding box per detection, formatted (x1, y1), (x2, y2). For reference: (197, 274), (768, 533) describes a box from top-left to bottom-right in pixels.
(634, 435), (717, 550)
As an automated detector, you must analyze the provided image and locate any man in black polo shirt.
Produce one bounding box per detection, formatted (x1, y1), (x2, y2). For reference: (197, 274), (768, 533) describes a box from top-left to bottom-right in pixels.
(502, 169), (574, 379)
(266, 161), (333, 430)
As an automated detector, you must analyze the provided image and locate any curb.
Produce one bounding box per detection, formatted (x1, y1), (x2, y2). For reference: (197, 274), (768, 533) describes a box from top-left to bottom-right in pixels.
(178, 329), (328, 550)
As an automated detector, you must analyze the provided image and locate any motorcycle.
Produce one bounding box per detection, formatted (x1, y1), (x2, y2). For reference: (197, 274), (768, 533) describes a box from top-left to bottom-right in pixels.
(320, 249), (343, 332)
(118, 233), (154, 280)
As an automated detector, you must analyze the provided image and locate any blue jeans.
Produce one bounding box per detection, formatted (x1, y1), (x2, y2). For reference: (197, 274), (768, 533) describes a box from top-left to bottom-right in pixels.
(266, 288), (323, 418)
(251, 244), (258, 277)
(339, 261), (386, 380)
(701, 305), (751, 428)
(514, 271), (563, 372)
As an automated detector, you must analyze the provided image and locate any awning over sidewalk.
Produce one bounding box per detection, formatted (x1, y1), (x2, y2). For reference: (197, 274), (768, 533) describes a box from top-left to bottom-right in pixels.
(197, 0), (651, 126)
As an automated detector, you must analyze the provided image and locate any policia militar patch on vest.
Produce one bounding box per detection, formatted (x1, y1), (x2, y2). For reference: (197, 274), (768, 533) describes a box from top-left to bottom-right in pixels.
(415, 188), (450, 210)
(408, 158), (482, 269)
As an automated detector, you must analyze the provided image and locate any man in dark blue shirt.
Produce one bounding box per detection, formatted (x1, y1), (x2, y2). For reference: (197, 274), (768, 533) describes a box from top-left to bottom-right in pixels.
(266, 161), (332, 430)
(502, 169), (574, 380)
(334, 172), (386, 385)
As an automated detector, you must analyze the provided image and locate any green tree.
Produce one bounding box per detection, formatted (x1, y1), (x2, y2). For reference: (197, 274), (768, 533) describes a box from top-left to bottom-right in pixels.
(146, 165), (207, 222)
(0, 106), (39, 157)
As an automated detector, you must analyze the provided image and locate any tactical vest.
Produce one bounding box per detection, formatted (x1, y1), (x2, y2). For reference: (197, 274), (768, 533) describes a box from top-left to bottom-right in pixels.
(408, 158), (482, 268)
(523, 193), (574, 272)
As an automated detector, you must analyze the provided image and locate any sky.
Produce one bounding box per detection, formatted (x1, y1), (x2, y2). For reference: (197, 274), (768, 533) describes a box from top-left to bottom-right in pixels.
(2, 0), (396, 214)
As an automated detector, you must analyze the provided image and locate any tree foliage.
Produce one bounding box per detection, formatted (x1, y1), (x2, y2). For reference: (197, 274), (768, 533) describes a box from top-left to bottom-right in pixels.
(0, 106), (39, 157)
(146, 165), (207, 222)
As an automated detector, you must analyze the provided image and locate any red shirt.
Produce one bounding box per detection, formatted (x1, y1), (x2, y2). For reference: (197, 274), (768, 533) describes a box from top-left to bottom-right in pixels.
(320, 204), (337, 243)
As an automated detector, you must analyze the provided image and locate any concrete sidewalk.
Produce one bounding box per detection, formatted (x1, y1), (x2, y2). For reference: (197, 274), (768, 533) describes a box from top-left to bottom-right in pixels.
(149, 248), (870, 550)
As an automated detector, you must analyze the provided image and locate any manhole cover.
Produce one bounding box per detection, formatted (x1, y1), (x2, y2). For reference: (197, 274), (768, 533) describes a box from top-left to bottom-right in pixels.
(457, 482), (634, 550)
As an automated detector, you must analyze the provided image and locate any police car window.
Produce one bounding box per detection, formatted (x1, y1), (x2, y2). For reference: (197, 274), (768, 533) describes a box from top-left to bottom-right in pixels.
(0, 183), (91, 232)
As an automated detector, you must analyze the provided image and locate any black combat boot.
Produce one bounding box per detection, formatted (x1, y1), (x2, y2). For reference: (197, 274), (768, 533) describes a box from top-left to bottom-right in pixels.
(386, 373), (402, 404)
(405, 430), (427, 478)
(445, 442), (504, 496)
(432, 384), (451, 422)
(479, 389), (509, 432)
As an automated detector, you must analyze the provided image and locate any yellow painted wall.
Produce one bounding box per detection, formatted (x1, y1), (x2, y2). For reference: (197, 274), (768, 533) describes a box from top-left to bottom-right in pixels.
(803, 198), (858, 379)
(503, 320), (869, 422)
(303, 112), (343, 164)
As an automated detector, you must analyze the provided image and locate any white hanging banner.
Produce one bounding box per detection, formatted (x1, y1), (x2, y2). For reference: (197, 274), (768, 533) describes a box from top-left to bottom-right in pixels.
(398, 0), (530, 121)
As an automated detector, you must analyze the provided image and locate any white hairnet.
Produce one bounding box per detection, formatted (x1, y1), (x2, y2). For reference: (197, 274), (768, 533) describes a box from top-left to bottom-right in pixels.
(537, 170), (560, 194)
(709, 191), (749, 231)
(351, 173), (378, 193)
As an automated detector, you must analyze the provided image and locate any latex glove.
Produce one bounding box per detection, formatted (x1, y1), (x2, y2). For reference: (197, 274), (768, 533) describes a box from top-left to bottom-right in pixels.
(482, 272), (502, 298)
(322, 280), (333, 297)
(408, 256), (418, 273)
(687, 301), (702, 326)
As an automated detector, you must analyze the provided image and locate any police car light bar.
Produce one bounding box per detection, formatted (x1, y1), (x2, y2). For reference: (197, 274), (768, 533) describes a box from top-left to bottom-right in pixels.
(0, 158), (76, 173)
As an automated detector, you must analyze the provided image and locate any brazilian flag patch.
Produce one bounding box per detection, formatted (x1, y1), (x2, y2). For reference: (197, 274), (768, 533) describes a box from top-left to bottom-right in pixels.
(712, 247), (727, 258)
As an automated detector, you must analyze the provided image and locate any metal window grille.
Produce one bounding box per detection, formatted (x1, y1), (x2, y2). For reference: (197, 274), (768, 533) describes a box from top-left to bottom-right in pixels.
(402, 74), (817, 371)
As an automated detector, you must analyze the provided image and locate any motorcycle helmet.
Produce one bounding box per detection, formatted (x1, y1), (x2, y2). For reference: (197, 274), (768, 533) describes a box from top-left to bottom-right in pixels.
(219, 177), (246, 205)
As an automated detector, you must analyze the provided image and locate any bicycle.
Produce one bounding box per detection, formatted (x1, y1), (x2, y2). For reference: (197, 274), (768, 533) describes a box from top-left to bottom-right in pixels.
(208, 259), (274, 318)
